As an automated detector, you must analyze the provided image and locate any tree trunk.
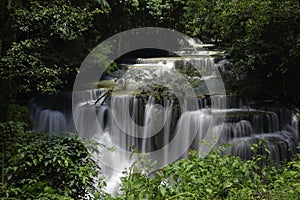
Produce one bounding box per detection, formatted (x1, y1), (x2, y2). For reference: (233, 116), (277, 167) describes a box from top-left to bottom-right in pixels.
(0, 80), (10, 122)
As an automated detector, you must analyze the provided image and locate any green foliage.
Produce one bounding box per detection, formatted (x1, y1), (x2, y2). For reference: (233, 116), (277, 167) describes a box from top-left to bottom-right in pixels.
(0, 121), (32, 187)
(0, 104), (32, 182)
(13, 0), (105, 41)
(0, 127), (104, 199)
(89, 41), (117, 77)
(0, 38), (65, 93)
(176, 62), (202, 88)
(183, 0), (222, 40)
(268, 153), (300, 199)
(102, 0), (184, 36)
(183, 0), (300, 106)
(176, 62), (201, 78)
(105, 63), (118, 76)
(8, 104), (32, 129)
(0, 0), (108, 94)
(111, 146), (300, 200)
(148, 84), (171, 100)
(115, 150), (264, 199)
(145, 0), (182, 26)
(1, 0), (298, 105)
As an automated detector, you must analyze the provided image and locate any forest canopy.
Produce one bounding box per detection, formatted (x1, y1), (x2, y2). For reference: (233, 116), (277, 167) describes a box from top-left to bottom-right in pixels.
(1, 0), (299, 112)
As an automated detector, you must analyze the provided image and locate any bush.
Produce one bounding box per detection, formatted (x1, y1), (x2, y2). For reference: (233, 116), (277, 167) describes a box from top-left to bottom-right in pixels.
(0, 130), (104, 199)
(115, 150), (265, 199)
(8, 104), (32, 130)
(268, 153), (300, 199)
(113, 147), (300, 200)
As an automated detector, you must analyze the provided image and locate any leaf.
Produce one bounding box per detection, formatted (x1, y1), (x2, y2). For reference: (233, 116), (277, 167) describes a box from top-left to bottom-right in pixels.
(64, 160), (68, 167)
(206, 188), (213, 194)
(26, 161), (32, 167)
(33, 159), (37, 166)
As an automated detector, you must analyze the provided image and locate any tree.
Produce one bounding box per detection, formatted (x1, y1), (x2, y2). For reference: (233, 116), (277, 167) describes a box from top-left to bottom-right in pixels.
(99, 0), (184, 37)
(0, 0), (21, 122)
(0, 0), (109, 122)
(183, 0), (300, 107)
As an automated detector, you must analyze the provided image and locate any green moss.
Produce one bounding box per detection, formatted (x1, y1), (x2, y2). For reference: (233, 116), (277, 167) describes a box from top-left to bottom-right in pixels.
(97, 80), (116, 89)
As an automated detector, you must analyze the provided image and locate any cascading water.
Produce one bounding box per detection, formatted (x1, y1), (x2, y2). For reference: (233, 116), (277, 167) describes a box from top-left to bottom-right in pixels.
(35, 109), (67, 133)
(29, 37), (299, 194)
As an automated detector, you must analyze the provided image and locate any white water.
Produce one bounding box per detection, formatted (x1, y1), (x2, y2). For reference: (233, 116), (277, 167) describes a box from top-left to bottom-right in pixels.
(35, 109), (67, 133)
(29, 40), (299, 195)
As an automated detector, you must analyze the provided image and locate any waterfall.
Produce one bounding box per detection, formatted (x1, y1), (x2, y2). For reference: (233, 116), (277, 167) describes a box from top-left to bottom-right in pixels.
(29, 39), (299, 194)
(162, 98), (173, 164)
(142, 97), (158, 152)
(35, 109), (67, 133)
(227, 131), (297, 162)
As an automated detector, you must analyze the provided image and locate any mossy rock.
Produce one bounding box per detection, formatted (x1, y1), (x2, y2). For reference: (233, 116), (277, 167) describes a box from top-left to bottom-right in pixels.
(97, 80), (116, 89)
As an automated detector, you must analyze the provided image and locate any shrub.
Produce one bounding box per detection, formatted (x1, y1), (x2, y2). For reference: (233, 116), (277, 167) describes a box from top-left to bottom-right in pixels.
(0, 131), (104, 199)
(115, 150), (266, 200)
(113, 147), (300, 200)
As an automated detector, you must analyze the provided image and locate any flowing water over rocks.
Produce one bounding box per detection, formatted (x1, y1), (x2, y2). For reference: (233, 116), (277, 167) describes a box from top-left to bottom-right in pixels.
(29, 38), (299, 194)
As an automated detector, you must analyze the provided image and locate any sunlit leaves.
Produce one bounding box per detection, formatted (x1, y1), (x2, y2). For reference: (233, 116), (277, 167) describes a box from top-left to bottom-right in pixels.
(0, 38), (65, 93)
(114, 149), (300, 200)
(0, 0), (108, 94)
(13, 0), (104, 41)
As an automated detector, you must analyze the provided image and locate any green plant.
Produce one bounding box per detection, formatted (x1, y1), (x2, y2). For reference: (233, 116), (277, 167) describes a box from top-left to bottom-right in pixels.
(8, 104), (32, 130)
(0, 121), (28, 185)
(112, 143), (300, 200)
(0, 131), (104, 199)
(182, 0), (300, 108)
(113, 149), (266, 200)
(268, 153), (300, 199)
